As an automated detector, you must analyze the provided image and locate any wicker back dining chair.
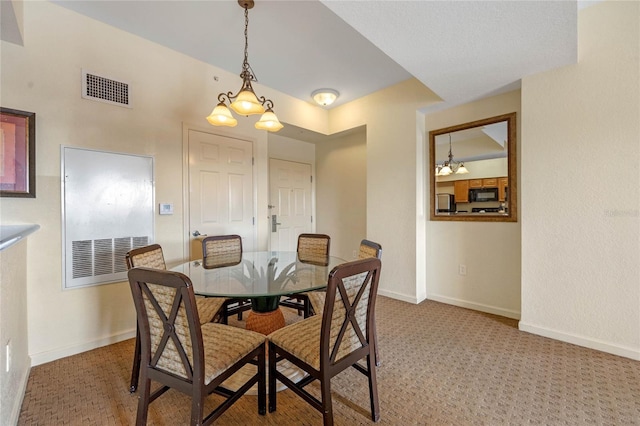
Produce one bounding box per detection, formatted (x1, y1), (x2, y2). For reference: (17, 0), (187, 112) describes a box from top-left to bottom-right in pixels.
(128, 267), (266, 425)
(307, 239), (382, 365)
(202, 234), (243, 257)
(125, 244), (228, 393)
(279, 233), (331, 317)
(268, 257), (382, 425)
(201, 235), (252, 322)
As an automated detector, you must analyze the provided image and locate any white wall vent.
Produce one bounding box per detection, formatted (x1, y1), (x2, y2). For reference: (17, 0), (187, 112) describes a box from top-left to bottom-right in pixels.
(71, 236), (149, 279)
(62, 147), (154, 289)
(81, 69), (132, 108)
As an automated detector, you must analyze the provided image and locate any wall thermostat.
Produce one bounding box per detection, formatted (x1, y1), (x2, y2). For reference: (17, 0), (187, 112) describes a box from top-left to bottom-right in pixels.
(159, 203), (174, 215)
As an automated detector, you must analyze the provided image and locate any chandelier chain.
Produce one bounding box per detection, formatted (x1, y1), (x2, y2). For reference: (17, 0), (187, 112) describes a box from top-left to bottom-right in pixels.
(243, 6), (249, 74)
(206, 0), (282, 131)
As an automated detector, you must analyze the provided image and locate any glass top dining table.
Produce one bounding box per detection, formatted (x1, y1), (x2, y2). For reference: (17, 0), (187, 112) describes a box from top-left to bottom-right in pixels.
(170, 251), (346, 312)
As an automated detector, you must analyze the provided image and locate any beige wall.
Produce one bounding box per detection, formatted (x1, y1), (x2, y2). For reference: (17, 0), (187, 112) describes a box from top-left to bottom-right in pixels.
(316, 129), (367, 261)
(329, 79), (442, 303)
(425, 90), (522, 319)
(0, 1), (326, 365)
(0, 238), (31, 425)
(520, 0), (640, 359)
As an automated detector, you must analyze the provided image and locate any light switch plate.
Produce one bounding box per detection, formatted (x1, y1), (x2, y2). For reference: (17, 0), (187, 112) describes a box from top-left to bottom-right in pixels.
(159, 203), (174, 215)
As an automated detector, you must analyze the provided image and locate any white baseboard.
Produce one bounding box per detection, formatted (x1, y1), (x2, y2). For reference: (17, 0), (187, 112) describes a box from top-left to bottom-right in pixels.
(426, 293), (521, 320)
(30, 329), (136, 367)
(8, 360), (31, 426)
(518, 321), (640, 361)
(378, 288), (419, 304)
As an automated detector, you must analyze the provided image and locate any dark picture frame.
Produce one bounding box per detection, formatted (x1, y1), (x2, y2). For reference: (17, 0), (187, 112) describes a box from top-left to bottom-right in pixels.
(0, 108), (36, 198)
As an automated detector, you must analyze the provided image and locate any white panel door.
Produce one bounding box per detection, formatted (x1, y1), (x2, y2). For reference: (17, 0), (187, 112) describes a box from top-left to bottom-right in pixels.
(189, 130), (254, 255)
(269, 158), (312, 251)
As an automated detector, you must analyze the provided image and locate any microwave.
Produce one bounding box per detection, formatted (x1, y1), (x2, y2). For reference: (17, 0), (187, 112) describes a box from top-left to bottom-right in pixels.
(469, 188), (499, 202)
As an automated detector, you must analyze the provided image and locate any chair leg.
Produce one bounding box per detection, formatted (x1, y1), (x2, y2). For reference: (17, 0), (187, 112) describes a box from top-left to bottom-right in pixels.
(221, 306), (229, 325)
(303, 297), (311, 319)
(136, 370), (151, 426)
(190, 389), (204, 425)
(258, 343), (266, 415)
(373, 319), (381, 367)
(268, 342), (277, 413)
(367, 350), (381, 422)
(130, 325), (141, 393)
(320, 376), (334, 426)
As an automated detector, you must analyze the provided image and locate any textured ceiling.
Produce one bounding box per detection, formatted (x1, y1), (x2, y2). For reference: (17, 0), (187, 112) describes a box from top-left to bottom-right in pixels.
(50, 0), (582, 114)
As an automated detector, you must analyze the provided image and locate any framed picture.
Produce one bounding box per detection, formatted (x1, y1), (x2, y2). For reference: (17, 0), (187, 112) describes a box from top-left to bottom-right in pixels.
(0, 108), (36, 198)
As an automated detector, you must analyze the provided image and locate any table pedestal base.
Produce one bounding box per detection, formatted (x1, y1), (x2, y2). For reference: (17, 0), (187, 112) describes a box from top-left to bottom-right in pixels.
(246, 309), (286, 335)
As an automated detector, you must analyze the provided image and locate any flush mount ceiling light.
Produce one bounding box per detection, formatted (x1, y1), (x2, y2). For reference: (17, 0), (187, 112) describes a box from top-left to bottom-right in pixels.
(311, 89), (339, 106)
(206, 0), (283, 132)
(436, 133), (469, 176)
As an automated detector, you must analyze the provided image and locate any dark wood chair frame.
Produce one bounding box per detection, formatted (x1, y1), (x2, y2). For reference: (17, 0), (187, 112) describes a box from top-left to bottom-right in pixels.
(358, 239), (382, 366)
(268, 257), (381, 426)
(129, 267), (266, 425)
(201, 234), (252, 322)
(279, 233), (331, 317)
(126, 243), (235, 393)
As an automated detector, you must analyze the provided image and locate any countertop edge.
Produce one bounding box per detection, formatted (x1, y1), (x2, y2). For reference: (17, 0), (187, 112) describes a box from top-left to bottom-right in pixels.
(0, 224), (41, 251)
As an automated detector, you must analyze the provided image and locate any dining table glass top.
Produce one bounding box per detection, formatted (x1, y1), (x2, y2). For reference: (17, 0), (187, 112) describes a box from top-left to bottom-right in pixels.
(170, 251), (346, 299)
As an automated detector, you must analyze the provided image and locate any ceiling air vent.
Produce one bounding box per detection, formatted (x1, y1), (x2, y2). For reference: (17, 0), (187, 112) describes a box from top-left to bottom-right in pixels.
(81, 69), (132, 108)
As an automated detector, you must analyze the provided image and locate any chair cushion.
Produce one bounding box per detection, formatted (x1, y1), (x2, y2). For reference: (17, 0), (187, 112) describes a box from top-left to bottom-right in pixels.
(201, 323), (266, 385)
(270, 272), (371, 371)
(195, 297), (226, 325)
(268, 315), (323, 370)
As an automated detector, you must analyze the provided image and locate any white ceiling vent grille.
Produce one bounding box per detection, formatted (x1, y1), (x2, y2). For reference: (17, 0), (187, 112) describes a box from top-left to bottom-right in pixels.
(81, 69), (132, 108)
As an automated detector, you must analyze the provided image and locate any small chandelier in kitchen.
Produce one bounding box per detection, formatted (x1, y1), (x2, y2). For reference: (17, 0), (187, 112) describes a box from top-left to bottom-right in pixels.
(436, 134), (469, 176)
(206, 0), (283, 132)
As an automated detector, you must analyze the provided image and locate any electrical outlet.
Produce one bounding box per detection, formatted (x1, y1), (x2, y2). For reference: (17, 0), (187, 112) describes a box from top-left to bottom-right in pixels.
(458, 264), (467, 276)
(5, 340), (10, 373)
(352, 250), (357, 259)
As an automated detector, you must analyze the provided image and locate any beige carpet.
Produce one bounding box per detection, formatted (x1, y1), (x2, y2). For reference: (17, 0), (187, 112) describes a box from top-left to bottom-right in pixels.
(18, 298), (640, 425)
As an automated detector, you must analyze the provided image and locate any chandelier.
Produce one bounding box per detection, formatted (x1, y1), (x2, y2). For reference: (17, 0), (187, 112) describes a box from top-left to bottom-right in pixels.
(435, 134), (469, 176)
(206, 0), (283, 132)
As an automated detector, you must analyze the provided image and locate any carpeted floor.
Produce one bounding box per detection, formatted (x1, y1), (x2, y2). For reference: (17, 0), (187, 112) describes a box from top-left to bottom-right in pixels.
(18, 297), (640, 425)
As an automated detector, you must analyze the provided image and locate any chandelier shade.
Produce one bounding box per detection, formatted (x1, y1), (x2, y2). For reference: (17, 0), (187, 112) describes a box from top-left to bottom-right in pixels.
(206, 0), (282, 132)
(206, 102), (238, 127)
(255, 107), (284, 131)
(230, 89), (265, 116)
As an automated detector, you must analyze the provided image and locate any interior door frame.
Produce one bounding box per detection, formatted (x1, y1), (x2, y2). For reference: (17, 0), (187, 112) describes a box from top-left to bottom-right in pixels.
(182, 122), (258, 261)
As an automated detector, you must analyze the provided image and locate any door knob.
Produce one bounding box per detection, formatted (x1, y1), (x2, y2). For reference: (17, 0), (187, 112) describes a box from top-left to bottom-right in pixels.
(271, 215), (281, 232)
(192, 230), (201, 237)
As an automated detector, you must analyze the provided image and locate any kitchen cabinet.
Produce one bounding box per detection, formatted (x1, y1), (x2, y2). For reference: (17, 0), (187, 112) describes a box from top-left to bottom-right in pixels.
(498, 177), (508, 202)
(482, 178), (498, 188)
(469, 179), (483, 189)
(469, 178), (498, 188)
(454, 180), (469, 203)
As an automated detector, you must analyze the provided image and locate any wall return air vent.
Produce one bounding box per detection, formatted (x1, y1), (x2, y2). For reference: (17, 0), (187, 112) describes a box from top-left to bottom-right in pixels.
(81, 69), (132, 108)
